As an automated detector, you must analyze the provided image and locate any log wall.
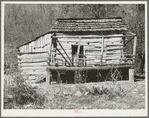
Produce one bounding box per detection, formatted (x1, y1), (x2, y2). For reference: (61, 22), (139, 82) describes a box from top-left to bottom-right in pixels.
(18, 52), (50, 75)
(18, 33), (53, 82)
(55, 33), (130, 66)
(18, 32), (133, 68)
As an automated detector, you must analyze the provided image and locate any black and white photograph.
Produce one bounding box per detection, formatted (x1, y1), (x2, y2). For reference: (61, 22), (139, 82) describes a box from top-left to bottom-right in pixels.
(1, 1), (148, 117)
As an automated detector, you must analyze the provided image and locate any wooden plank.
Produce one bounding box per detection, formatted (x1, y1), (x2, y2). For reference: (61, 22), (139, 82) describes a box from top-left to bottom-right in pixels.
(133, 36), (137, 63)
(46, 70), (51, 84)
(77, 37), (81, 64)
(129, 69), (134, 85)
(101, 37), (104, 64)
(47, 65), (133, 71)
(49, 35), (53, 65)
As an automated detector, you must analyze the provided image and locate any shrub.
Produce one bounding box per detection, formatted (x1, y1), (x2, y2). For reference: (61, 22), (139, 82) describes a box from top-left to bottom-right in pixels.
(4, 71), (46, 109)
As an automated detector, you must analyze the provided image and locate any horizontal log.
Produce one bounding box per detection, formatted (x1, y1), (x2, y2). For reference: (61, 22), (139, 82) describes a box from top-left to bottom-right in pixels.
(21, 71), (47, 75)
(21, 69), (46, 73)
(85, 49), (101, 51)
(105, 50), (122, 54)
(57, 18), (122, 22)
(69, 43), (123, 47)
(19, 66), (47, 71)
(103, 57), (135, 60)
(57, 45), (71, 48)
(77, 57), (135, 60)
(55, 34), (134, 39)
(85, 53), (102, 56)
(52, 27), (127, 32)
(106, 47), (124, 51)
(105, 54), (135, 56)
(55, 52), (72, 55)
(105, 44), (123, 46)
(58, 40), (78, 44)
(18, 53), (50, 59)
(84, 45), (95, 49)
(58, 37), (123, 42)
(57, 47), (71, 50)
(19, 62), (49, 67)
(57, 22), (123, 26)
(46, 65), (133, 71)
(55, 26), (124, 29)
(55, 55), (71, 59)
(18, 59), (49, 63)
(106, 61), (120, 64)
(56, 24), (128, 28)
(86, 56), (102, 59)
(86, 61), (96, 65)
(18, 52), (49, 55)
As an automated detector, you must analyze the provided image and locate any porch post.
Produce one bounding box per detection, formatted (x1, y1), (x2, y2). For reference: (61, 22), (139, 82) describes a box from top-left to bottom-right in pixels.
(133, 36), (137, 63)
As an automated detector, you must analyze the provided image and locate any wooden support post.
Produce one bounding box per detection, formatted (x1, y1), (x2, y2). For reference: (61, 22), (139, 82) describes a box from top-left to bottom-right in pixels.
(133, 36), (137, 63)
(49, 36), (53, 65)
(46, 69), (51, 84)
(84, 49), (86, 66)
(77, 37), (81, 65)
(101, 37), (104, 64)
(74, 37), (82, 83)
(97, 69), (99, 82)
(129, 69), (134, 85)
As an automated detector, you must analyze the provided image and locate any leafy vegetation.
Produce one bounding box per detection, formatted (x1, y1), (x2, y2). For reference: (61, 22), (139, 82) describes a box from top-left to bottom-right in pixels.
(4, 73), (46, 109)
(4, 72), (145, 109)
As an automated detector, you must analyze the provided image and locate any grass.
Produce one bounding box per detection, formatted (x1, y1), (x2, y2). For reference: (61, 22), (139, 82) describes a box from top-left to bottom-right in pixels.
(38, 80), (145, 109)
(4, 73), (145, 109)
(4, 73), (46, 109)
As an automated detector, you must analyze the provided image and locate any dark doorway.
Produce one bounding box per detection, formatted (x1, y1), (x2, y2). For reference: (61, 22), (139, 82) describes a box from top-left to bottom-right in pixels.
(72, 45), (84, 66)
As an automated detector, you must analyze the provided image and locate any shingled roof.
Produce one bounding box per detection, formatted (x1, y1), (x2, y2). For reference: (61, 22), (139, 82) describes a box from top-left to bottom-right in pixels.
(51, 17), (128, 32)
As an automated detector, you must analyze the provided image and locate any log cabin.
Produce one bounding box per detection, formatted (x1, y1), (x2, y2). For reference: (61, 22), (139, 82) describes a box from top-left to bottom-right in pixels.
(17, 17), (137, 84)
